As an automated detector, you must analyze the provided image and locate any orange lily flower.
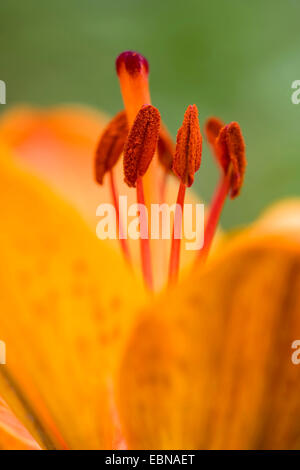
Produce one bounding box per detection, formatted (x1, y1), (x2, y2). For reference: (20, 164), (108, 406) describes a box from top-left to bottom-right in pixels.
(0, 51), (299, 450)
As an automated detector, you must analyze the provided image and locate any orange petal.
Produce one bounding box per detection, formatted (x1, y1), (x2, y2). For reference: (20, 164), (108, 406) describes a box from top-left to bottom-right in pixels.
(0, 106), (132, 229)
(0, 397), (40, 450)
(117, 230), (300, 449)
(0, 144), (145, 449)
(253, 198), (300, 238)
(0, 107), (164, 284)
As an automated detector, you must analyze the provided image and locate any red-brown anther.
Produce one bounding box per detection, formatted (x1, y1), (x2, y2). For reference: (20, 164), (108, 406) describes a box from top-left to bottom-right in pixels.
(95, 110), (128, 184)
(123, 104), (161, 187)
(205, 117), (224, 149)
(172, 104), (202, 187)
(157, 124), (175, 172)
(216, 122), (246, 198)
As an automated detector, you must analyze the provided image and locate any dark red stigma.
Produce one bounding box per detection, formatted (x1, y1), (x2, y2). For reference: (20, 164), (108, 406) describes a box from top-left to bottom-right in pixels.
(116, 51), (149, 76)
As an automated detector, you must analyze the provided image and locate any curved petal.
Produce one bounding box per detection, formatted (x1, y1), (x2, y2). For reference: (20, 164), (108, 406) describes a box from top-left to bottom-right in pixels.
(0, 106), (111, 229)
(253, 198), (300, 237)
(117, 231), (300, 449)
(0, 144), (145, 449)
(0, 397), (40, 450)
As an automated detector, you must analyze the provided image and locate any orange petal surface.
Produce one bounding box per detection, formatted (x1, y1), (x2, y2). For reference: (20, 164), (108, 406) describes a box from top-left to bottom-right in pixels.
(0, 397), (40, 450)
(117, 227), (300, 449)
(0, 143), (145, 449)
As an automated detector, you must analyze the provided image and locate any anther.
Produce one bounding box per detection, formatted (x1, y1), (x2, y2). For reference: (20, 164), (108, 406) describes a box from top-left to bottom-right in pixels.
(205, 116), (224, 159)
(123, 104), (161, 187)
(216, 122), (246, 198)
(172, 104), (202, 187)
(94, 110), (128, 184)
(198, 121), (246, 263)
(94, 111), (131, 264)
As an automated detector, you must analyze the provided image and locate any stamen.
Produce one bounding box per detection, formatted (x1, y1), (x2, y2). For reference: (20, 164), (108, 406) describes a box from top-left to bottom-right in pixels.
(94, 111), (131, 263)
(123, 104), (161, 188)
(172, 105), (202, 187)
(205, 117), (224, 148)
(198, 121), (246, 262)
(205, 116), (224, 168)
(94, 110), (128, 185)
(168, 182), (186, 284)
(136, 176), (154, 291)
(123, 104), (160, 290)
(169, 105), (202, 284)
(216, 122), (246, 198)
(198, 169), (231, 263)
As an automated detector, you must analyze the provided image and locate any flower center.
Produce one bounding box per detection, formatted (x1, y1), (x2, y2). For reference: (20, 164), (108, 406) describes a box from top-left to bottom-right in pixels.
(94, 50), (247, 290)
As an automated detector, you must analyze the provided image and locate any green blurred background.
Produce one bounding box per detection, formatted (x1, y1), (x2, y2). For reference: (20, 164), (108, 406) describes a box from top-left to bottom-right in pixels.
(0, 0), (299, 229)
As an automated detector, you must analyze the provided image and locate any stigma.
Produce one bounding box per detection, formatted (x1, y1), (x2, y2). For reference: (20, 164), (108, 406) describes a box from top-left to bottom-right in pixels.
(116, 51), (149, 77)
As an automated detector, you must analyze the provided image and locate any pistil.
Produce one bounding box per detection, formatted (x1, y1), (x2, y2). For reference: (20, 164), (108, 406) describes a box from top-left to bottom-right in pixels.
(157, 124), (174, 203)
(109, 170), (131, 264)
(116, 51), (151, 126)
